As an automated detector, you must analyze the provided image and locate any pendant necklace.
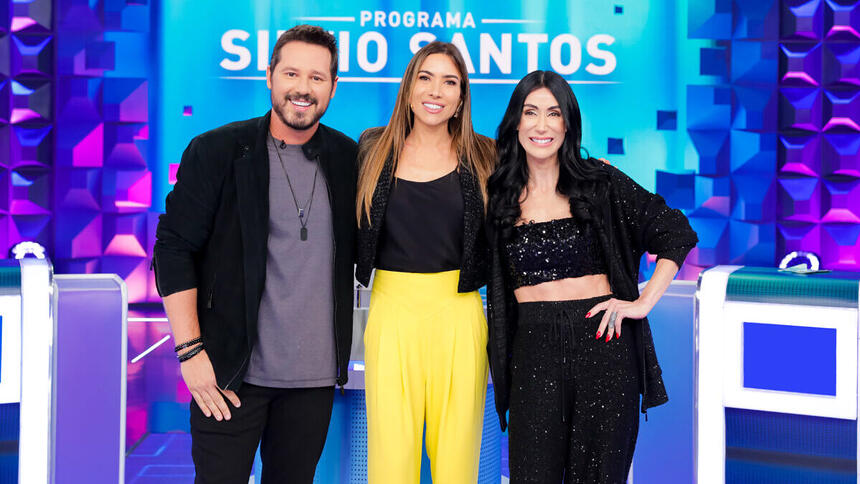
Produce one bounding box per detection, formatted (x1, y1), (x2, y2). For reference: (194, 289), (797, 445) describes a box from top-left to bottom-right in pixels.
(271, 133), (318, 241)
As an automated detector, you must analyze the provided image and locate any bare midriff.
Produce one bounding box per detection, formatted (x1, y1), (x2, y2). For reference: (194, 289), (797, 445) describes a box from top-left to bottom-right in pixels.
(513, 273), (612, 303)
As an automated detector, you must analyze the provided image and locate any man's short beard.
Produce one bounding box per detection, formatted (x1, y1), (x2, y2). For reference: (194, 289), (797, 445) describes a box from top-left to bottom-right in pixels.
(273, 104), (326, 131)
(272, 94), (330, 131)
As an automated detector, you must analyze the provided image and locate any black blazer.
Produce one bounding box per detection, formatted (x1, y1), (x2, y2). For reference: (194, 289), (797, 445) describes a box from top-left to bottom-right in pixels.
(487, 164), (698, 431)
(153, 113), (358, 390)
(354, 129), (489, 292)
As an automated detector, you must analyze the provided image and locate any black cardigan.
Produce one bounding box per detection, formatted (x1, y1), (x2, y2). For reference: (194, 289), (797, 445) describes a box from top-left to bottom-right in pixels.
(355, 129), (490, 292)
(487, 164), (698, 431)
(153, 113), (358, 390)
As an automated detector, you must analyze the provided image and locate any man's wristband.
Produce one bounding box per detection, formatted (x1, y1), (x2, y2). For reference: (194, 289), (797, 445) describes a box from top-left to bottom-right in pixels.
(174, 337), (202, 353)
(177, 344), (204, 363)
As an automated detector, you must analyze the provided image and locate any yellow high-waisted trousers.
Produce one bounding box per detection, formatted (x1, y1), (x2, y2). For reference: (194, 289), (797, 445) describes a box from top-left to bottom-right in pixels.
(365, 269), (488, 484)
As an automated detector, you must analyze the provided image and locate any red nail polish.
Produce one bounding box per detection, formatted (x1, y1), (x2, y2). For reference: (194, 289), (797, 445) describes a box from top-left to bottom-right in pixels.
(605, 335), (611, 342)
(595, 332), (601, 339)
(586, 312), (591, 318)
(616, 333), (620, 339)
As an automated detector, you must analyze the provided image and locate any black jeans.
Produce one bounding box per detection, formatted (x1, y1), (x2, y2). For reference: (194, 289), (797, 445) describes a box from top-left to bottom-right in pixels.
(508, 296), (640, 484)
(190, 383), (334, 484)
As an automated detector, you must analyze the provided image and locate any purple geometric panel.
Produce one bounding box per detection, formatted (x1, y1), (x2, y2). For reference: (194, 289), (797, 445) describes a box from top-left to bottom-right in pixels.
(824, 0), (860, 40)
(10, 79), (51, 124)
(104, 0), (150, 32)
(0, 81), (8, 124)
(729, 220), (776, 265)
(823, 43), (860, 87)
(0, 168), (8, 212)
(0, 2), (7, 35)
(53, 258), (100, 276)
(0, 126), (8, 167)
(689, 130), (731, 175)
(733, 173), (777, 221)
(146, 212), (160, 302)
(779, 87), (823, 132)
(701, 46), (729, 78)
(656, 171), (695, 210)
(733, 0), (780, 39)
(692, 175), (732, 217)
(54, 211), (102, 259)
(777, 222), (821, 255)
(57, 34), (115, 77)
(10, 34), (53, 77)
(105, 123), (148, 168)
(685, 216), (730, 266)
(688, 0), (732, 39)
(9, 166), (50, 214)
(57, 77), (102, 122)
(55, 167), (101, 211)
(0, 217), (8, 257)
(0, 34), (10, 76)
(102, 79), (147, 123)
(821, 178), (860, 222)
(820, 223), (860, 269)
(8, 214), (51, 250)
(822, 89), (860, 132)
(781, 0), (824, 40)
(85, 41), (115, 71)
(733, 85), (778, 130)
(56, 1), (102, 32)
(11, 0), (51, 33)
(102, 168), (151, 213)
(688, 85), (733, 129)
(778, 177), (822, 221)
(731, 130), (777, 173)
(779, 42), (821, 86)
(9, 125), (51, 167)
(732, 41), (779, 84)
(779, 135), (821, 176)
(100, 256), (148, 303)
(103, 213), (147, 257)
(55, 121), (103, 167)
(822, 133), (860, 176)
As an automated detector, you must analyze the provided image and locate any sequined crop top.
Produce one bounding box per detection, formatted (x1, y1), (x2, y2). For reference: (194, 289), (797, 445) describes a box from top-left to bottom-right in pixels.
(504, 217), (608, 289)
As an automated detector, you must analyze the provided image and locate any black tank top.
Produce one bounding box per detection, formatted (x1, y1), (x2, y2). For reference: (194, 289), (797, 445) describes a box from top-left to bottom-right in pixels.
(504, 217), (607, 289)
(376, 170), (464, 273)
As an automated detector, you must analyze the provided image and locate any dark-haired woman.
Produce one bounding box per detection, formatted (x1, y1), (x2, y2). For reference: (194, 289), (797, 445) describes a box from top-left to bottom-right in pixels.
(486, 71), (697, 483)
(355, 41), (496, 483)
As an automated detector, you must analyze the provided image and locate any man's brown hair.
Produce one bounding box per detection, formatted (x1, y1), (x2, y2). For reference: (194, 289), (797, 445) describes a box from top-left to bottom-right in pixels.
(270, 25), (338, 78)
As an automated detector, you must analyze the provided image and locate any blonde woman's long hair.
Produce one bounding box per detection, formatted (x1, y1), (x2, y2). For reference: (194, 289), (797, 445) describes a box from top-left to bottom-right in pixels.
(356, 41), (496, 224)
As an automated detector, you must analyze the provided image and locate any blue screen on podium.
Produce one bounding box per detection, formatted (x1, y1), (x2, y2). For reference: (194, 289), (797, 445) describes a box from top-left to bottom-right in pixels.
(743, 322), (837, 396)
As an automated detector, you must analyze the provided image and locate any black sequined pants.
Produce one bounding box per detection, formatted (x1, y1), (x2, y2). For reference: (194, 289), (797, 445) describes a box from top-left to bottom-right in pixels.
(508, 295), (640, 484)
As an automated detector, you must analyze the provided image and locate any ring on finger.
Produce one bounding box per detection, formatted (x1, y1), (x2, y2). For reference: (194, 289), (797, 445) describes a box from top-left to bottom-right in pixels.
(609, 312), (618, 327)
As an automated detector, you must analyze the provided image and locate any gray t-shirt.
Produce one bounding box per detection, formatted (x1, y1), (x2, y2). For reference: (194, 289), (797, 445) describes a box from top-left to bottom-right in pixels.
(244, 137), (336, 388)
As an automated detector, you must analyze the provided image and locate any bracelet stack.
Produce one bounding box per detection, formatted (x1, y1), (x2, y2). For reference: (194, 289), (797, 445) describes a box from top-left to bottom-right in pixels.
(175, 337), (204, 363)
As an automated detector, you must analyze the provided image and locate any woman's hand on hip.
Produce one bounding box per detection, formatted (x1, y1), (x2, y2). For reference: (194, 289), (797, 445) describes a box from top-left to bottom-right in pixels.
(585, 298), (653, 342)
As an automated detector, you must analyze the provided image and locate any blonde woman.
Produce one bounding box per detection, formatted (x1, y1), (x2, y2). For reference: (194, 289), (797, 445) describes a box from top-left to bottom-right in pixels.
(355, 41), (496, 483)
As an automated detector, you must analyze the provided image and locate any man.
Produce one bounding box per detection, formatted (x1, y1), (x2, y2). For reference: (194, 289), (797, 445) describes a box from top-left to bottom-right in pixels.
(153, 25), (357, 483)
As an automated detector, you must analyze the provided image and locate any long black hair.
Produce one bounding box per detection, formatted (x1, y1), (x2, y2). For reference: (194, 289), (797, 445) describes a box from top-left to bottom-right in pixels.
(488, 70), (608, 239)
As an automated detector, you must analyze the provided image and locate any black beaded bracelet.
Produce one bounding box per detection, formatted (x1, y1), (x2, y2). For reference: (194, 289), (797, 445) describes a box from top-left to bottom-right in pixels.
(174, 337), (202, 353)
(177, 343), (204, 363)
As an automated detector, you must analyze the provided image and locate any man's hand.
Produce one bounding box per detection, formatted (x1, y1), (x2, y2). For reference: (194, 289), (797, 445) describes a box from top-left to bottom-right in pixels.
(180, 349), (241, 421)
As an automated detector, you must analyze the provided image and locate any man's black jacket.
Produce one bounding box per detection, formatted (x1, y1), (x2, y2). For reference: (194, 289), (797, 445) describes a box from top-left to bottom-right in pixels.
(153, 112), (358, 390)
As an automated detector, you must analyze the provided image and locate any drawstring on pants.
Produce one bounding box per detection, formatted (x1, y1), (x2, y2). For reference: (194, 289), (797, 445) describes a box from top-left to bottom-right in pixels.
(551, 309), (575, 423)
